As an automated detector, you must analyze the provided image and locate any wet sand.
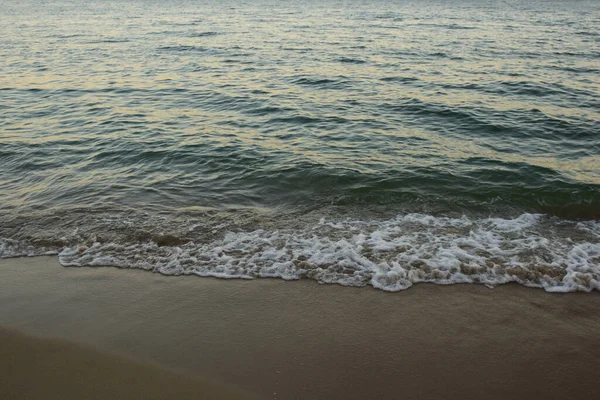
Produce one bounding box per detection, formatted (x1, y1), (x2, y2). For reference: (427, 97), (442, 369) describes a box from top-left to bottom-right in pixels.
(0, 326), (242, 400)
(1, 256), (600, 399)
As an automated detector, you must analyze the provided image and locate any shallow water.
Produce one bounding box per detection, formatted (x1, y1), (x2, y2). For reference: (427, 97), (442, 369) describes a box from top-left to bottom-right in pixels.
(1, 0), (599, 291)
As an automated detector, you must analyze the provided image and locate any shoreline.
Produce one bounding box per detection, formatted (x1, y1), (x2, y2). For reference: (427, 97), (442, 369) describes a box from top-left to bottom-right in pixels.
(4, 210), (599, 293)
(2, 256), (600, 399)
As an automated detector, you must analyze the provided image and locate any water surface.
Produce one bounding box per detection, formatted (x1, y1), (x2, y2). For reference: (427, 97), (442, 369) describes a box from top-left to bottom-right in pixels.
(1, 0), (599, 291)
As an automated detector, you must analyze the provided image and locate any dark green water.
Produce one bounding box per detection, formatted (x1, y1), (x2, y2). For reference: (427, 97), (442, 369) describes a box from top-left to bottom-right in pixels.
(1, 0), (599, 291)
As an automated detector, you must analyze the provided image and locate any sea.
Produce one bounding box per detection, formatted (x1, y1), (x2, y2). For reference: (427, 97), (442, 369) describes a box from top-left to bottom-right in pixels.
(1, 0), (599, 292)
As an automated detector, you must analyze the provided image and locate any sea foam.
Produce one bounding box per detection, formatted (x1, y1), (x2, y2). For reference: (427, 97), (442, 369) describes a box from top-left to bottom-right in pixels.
(0, 238), (57, 258)
(5, 213), (585, 293)
(1, 213), (598, 292)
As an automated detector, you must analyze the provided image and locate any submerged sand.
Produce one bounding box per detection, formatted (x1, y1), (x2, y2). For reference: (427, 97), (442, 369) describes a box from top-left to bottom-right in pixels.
(1, 256), (600, 399)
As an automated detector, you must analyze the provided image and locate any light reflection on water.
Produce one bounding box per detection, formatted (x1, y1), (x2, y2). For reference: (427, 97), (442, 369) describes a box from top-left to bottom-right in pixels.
(1, 0), (599, 216)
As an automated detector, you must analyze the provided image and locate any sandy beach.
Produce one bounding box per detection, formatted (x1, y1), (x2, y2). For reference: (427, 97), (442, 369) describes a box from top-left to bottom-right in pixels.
(2, 256), (600, 399)
(0, 326), (243, 400)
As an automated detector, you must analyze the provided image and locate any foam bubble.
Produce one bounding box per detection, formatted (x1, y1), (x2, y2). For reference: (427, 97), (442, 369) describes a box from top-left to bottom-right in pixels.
(577, 220), (600, 238)
(0, 238), (57, 258)
(46, 213), (600, 292)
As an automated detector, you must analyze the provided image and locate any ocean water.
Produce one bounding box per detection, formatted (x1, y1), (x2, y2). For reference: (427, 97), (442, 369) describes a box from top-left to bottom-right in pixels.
(1, 0), (599, 292)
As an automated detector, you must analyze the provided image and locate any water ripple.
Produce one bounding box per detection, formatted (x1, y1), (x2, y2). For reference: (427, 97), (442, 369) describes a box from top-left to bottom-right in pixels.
(1, 0), (599, 277)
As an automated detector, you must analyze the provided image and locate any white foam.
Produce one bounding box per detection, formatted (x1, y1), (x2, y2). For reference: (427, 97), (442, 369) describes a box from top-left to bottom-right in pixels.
(577, 220), (600, 238)
(0, 238), (57, 258)
(483, 213), (541, 232)
(50, 213), (600, 293)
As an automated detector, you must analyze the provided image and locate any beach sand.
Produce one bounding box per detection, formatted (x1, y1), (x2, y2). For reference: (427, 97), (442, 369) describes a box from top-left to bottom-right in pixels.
(0, 326), (242, 400)
(1, 256), (600, 399)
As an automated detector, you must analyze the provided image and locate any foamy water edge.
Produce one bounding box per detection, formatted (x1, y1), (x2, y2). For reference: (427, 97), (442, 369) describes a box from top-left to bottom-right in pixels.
(2, 213), (599, 293)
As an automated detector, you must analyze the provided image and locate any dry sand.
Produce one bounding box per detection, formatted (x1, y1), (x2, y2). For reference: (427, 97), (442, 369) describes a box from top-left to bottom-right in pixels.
(1, 256), (600, 399)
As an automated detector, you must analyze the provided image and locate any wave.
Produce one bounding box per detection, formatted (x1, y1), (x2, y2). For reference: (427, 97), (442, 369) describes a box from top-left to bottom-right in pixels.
(2, 213), (599, 293)
(290, 76), (349, 89)
(337, 57), (368, 64)
(84, 39), (131, 44)
(188, 31), (220, 37)
(157, 45), (213, 53)
(379, 76), (420, 83)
